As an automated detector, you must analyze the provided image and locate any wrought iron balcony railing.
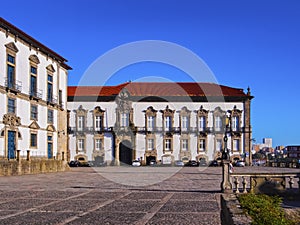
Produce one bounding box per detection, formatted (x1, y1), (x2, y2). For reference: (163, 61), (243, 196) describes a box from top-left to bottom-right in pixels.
(4, 78), (22, 92)
(47, 96), (57, 105)
(29, 89), (43, 99)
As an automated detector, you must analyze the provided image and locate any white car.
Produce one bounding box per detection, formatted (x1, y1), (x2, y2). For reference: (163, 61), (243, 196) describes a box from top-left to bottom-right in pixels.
(235, 161), (245, 167)
(132, 160), (141, 167)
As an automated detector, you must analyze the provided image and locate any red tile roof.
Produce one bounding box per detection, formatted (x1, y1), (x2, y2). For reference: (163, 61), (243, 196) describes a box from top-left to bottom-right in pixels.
(68, 82), (248, 97)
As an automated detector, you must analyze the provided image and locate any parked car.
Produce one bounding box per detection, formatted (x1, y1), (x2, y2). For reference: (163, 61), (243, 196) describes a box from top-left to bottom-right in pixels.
(209, 160), (219, 167)
(235, 161), (245, 167)
(199, 159), (208, 167)
(132, 160), (141, 167)
(69, 160), (80, 167)
(186, 160), (199, 167)
(149, 159), (157, 166)
(174, 160), (185, 167)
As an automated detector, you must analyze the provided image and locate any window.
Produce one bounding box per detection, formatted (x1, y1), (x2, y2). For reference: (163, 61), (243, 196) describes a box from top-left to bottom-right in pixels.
(78, 139), (84, 151)
(147, 116), (155, 131)
(59, 90), (62, 106)
(47, 74), (53, 102)
(95, 139), (103, 151)
(199, 139), (206, 151)
(182, 139), (188, 151)
(215, 116), (222, 131)
(232, 116), (239, 132)
(165, 116), (172, 131)
(181, 116), (189, 131)
(47, 109), (54, 123)
(7, 54), (15, 89)
(120, 113), (129, 127)
(8, 98), (15, 113)
(77, 116), (85, 131)
(147, 138), (154, 150)
(30, 133), (37, 147)
(165, 139), (171, 151)
(30, 66), (37, 96)
(30, 105), (38, 120)
(216, 139), (222, 151)
(233, 139), (240, 151)
(199, 116), (206, 131)
(95, 116), (103, 131)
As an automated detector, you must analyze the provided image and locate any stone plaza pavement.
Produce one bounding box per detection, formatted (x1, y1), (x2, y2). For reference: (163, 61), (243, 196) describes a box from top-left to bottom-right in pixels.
(0, 166), (298, 225)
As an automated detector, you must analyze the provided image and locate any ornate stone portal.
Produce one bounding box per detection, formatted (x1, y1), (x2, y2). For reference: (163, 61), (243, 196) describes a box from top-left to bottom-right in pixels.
(3, 113), (21, 160)
(114, 88), (136, 165)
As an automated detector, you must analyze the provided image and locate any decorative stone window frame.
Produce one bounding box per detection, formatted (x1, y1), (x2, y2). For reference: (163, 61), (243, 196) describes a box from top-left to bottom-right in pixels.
(92, 106), (105, 132)
(215, 136), (224, 152)
(76, 135), (86, 154)
(229, 105), (243, 133)
(180, 134), (190, 152)
(213, 107), (225, 133)
(163, 134), (173, 153)
(145, 133), (156, 151)
(30, 103), (38, 121)
(7, 95), (16, 114)
(196, 105), (209, 133)
(29, 130), (38, 149)
(46, 64), (55, 103)
(198, 135), (207, 154)
(29, 54), (40, 98)
(231, 138), (241, 153)
(5, 42), (18, 86)
(47, 108), (54, 124)
(143, 106), (157, 132)
(74, 105), (88, 133)
(93, 134), (104, 152)
(179, 106), (191, 133)
(160, 105), (175, 133)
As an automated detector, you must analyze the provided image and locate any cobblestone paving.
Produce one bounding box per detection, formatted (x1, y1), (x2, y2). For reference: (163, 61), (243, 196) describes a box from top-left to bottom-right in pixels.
(0, 166), (298, 224)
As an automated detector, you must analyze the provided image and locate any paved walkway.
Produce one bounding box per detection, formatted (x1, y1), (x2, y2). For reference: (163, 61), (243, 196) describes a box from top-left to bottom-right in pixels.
(0, 166), (298, 224)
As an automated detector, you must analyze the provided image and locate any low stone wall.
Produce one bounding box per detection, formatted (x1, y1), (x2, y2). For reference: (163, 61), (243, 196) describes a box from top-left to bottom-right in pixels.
(221, 194), (252, 225)
(0, 159), (70, 176)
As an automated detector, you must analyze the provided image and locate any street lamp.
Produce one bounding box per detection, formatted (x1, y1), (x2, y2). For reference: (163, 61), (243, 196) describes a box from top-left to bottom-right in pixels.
(221, 110), (233, 193)
(222, 111), (231, 161)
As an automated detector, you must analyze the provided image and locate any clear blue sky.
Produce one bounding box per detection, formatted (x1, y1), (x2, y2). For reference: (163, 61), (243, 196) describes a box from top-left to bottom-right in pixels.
(1, 0), (300, 147)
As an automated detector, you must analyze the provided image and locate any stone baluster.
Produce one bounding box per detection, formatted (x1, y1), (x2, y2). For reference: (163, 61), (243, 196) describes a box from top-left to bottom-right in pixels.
(234, 176), (240, 193)
(289, 176), (294, 189)
(242, 176), (248, 193)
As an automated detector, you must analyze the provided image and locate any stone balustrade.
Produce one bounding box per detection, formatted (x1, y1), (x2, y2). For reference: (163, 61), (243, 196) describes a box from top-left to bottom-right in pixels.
(230, 173), (300, 194)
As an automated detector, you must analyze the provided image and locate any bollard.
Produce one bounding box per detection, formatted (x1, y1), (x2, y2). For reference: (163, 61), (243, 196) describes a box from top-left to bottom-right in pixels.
(27, 150), (30, 161)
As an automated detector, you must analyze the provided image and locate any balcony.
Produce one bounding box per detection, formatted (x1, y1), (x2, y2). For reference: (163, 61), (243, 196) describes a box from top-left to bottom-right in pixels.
(5, 78), (22, 93)
(47, 96), (57, 105)
(68, 127), (112, 135)
(29, 89), (43, 100)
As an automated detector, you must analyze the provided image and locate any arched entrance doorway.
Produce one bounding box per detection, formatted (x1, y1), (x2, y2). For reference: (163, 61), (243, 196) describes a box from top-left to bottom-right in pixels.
(119, 140), (133, 165)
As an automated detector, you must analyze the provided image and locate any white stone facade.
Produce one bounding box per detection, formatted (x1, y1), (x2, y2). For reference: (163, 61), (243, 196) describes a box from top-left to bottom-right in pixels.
(68, 83), (253, 165)
(0, 18), (70, 160)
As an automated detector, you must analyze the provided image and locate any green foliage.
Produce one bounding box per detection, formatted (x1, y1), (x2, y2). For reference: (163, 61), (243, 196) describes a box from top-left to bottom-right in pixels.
(238, 194), (293, 225)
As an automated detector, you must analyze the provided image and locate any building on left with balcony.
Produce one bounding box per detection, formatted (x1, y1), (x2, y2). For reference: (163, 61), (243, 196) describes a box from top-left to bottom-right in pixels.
(0, 18), (71, 161)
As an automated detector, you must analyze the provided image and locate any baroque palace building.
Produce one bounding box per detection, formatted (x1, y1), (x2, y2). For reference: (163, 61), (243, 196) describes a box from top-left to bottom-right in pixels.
(0, 18), (71, 161)
(67, 82), (253, 165)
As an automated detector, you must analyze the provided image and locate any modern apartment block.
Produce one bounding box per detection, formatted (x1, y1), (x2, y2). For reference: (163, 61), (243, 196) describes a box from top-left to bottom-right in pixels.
(0, 18), (71, 161)
(68, 82), (253, 165)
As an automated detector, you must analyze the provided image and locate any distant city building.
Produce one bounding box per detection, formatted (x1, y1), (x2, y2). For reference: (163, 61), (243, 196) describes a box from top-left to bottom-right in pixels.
(285, 146), (300, 159)
(0, 18), (71, 160)
(67, 82), (254, 165)
(263, 138), (272, 148)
